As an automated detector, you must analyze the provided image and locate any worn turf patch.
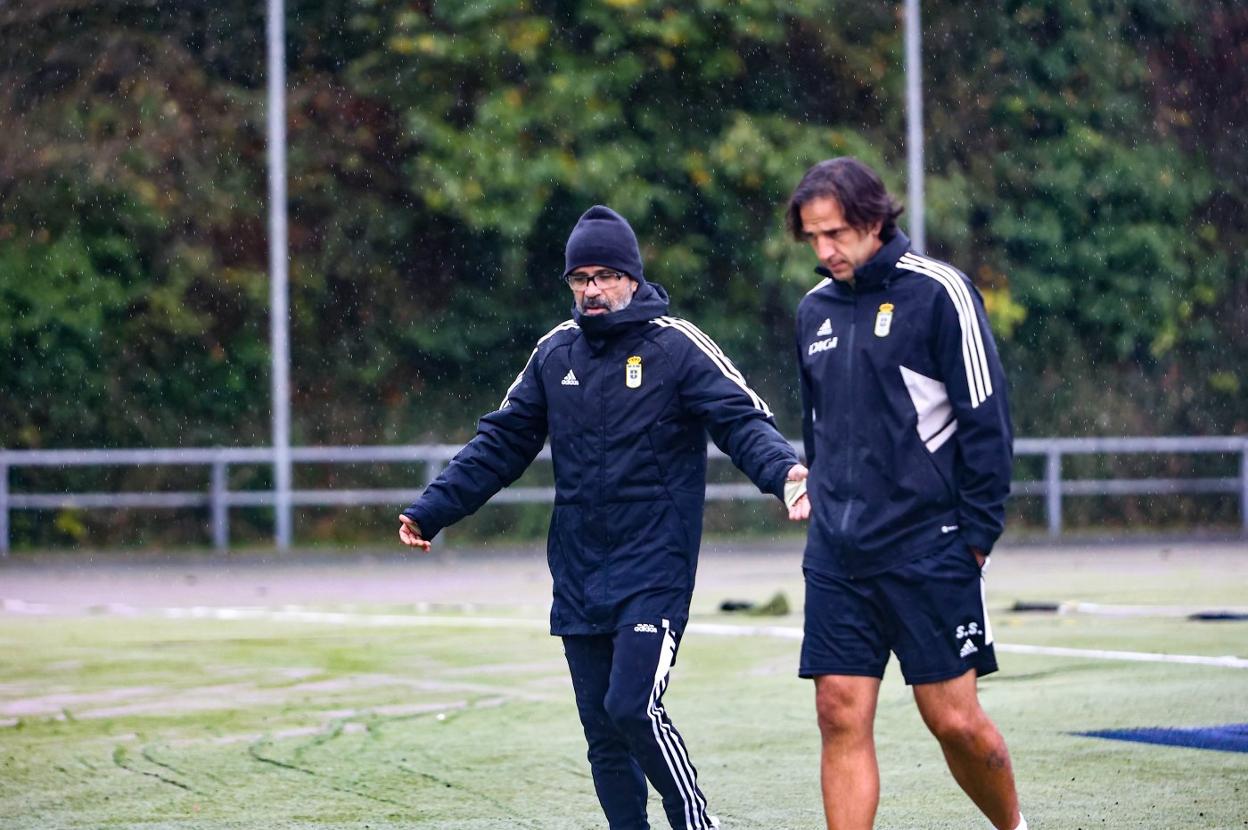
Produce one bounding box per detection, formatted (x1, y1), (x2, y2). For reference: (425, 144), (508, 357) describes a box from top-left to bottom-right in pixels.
(1077, 723), (1248, 753)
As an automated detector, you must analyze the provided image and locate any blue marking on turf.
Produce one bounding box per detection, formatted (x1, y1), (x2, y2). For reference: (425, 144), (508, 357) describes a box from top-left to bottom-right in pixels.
(1076, 723), (1248, 754)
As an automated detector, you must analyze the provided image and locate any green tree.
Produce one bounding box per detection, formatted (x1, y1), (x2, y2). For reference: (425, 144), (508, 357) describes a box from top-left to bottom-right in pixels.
(2, 0), (1243, 546)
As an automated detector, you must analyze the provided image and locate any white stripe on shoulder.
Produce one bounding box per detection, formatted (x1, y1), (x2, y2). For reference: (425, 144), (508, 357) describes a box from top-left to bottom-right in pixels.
(651, 316), (774, 417)
(499, 320), (577, 409)
(806, 277), (833, 295)
(897, 254), (986, 408)
(912, 254), (993, 400)
(900, 253), (993, 404)
(897, 253), (993, 408)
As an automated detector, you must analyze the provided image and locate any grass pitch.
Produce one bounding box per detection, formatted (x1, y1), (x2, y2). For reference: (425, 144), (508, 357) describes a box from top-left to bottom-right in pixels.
(2, 541), (1246, 829)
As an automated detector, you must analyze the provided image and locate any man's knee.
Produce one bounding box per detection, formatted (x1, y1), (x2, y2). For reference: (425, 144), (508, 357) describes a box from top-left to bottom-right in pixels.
(814, 677), (874, 740)
(922, 704), (996, 749)
(603, 686), (653, 736)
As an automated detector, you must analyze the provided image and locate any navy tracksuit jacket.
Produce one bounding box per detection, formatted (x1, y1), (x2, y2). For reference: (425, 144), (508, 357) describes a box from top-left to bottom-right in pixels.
(403, 281), (798, 635)
(796, 231), (1013, 578)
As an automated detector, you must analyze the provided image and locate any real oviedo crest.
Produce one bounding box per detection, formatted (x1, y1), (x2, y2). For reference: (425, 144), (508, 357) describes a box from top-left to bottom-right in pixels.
(874, 303), (894, 337)
(625, 355), (643, 389)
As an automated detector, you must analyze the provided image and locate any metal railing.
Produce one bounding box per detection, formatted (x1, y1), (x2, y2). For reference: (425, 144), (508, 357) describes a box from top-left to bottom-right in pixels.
(1011, 436), (1248, 538)
(1, 436), (1246, 554)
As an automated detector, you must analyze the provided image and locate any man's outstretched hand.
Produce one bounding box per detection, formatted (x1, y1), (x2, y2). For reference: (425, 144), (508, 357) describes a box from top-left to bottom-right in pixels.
(398, 515), (432, 552)
(785, 463), (811, 521)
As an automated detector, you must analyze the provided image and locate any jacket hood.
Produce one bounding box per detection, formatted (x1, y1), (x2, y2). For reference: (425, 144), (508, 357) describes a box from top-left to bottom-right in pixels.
(573, 281), (670, 345)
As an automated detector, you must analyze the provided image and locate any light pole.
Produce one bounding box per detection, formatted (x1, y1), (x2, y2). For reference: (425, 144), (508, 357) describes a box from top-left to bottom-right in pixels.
(267, 0), (292, 549)
(904, 0), (926, 253)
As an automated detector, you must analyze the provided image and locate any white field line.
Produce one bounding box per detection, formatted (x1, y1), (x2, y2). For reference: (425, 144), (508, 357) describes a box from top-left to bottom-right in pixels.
(160, 605), (551, 631)
(698, 600), (1248, 620)
(1060, 601), (1248, 618)
(989, 643), (1248, 668)
(5, 601), (1247, 670)
(685, 622), (1248, 669)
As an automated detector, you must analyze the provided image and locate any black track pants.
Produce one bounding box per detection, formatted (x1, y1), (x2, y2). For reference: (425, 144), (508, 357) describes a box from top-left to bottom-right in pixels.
(562, 621), (716, 830)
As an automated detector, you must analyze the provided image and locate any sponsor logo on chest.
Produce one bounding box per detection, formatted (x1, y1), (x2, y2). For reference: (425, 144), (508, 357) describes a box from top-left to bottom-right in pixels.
(808, 318), (838, 355)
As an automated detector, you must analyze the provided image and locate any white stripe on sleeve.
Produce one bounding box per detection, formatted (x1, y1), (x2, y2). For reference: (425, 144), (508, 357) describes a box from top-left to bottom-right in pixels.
(651, 316), (774, 418)
(499, 320), (577, 409)
(897, 253), (993, 408)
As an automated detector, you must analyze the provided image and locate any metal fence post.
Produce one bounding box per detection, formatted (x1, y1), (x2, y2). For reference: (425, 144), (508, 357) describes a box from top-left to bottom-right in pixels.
(1241, 442), (1248, 538)
(1046, 448), (1063, 538)
(211, 458), (229, 552)
(1, 461), (9, 557)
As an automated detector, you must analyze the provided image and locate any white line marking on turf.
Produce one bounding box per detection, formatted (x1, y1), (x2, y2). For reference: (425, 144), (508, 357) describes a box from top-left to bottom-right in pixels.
(5, 602), (1246, 670)
(160, 605), (549, 630)
(686, 623), (1248, 669)
(1060, 601), (1248, 618)
(162, 607), (1248, 670)
(988, 643), (1248, 668)
(684, 623), (1248, 668)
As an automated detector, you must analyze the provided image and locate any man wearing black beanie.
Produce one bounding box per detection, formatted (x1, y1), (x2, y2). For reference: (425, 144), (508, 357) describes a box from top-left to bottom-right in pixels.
(399, 205), (809, 830)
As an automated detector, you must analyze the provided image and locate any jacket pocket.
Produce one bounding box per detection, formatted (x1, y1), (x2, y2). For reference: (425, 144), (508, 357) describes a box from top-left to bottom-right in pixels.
(920, 443), (957, 505)
(547, 505), (578, 576)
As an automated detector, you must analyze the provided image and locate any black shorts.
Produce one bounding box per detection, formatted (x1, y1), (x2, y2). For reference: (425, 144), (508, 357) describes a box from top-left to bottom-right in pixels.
(799, 539), (998, 685)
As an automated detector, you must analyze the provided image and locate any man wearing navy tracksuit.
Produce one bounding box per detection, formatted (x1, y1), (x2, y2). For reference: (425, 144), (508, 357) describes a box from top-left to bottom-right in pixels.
(398, 205), (805, 830)
(785, 158), (1026, 830)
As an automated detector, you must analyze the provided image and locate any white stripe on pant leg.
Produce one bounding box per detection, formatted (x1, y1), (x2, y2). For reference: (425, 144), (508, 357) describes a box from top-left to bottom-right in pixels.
(655, 622), (711, 824)
(647, 634), (695, 828)
(649, 634), (707, 829)
(652, 675), (711, 829)
(648, 625), (711, 829)
(652, 672), (709, 824)
(980, 574), (994, 645)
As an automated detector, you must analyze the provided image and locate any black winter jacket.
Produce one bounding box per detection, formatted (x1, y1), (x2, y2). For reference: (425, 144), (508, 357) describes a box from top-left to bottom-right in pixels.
(796, 231), (1013, 578)
(404, 282), (798, 635)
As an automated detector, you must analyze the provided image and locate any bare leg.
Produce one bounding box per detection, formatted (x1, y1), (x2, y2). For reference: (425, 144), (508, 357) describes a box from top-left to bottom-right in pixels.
(814, 675), (881, 830)
(913, 669), (1020, 830)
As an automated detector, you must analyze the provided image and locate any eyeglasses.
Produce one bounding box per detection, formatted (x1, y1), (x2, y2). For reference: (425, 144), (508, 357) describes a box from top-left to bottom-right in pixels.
(566, 270), (629, 291)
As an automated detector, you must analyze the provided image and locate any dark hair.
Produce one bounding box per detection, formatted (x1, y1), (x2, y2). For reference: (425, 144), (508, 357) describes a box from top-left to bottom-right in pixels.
(785, 157), (904, 242)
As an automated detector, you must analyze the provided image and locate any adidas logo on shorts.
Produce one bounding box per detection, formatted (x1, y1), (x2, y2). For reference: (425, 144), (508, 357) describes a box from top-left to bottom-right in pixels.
(633, 623), (658, 634)
(959, 639), (978, 658)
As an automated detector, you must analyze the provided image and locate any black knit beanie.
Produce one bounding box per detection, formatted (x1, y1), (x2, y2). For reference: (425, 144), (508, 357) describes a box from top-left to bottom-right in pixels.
(563, 205), (645, 283)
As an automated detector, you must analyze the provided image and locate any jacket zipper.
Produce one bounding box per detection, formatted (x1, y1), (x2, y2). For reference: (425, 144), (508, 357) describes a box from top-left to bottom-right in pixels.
(600, 350), (609, 548)
(839, 295), (857, 534)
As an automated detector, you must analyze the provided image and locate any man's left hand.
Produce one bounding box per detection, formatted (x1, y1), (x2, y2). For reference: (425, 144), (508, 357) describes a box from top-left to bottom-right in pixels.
(398, 515), (432, 552)
(970, 546), (988, 568)
(785, 463), (810, 521)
